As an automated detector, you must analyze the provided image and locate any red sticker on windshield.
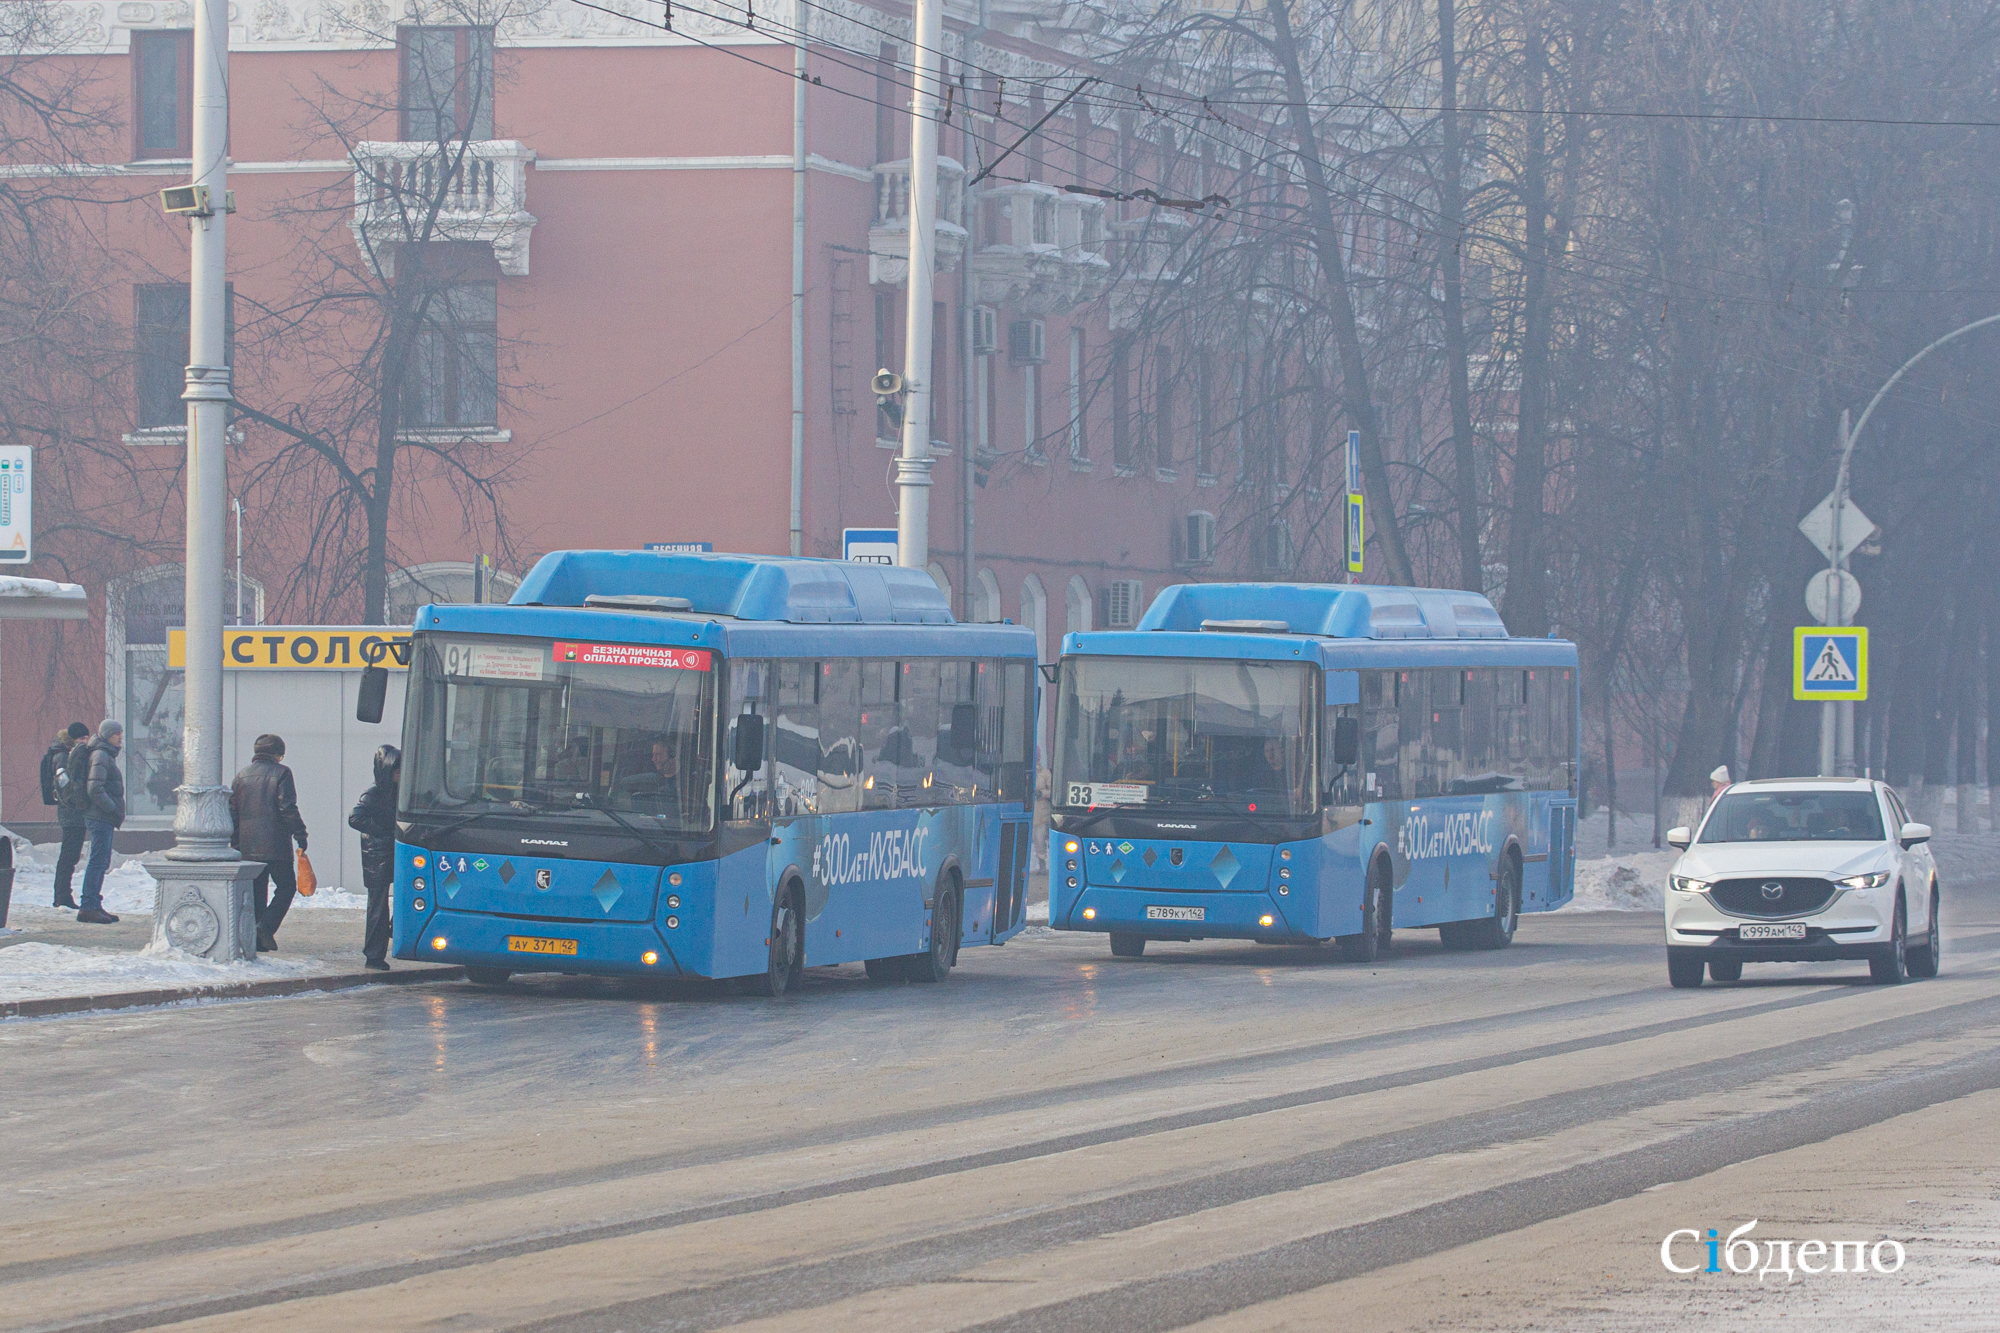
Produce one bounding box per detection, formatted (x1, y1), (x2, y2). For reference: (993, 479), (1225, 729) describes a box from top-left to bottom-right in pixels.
(552, 642), (712, 671)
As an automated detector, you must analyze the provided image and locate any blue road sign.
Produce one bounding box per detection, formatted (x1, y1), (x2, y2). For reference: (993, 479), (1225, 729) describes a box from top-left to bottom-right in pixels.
(1794, 626), (1868, 700)
(843, 528), (898, 565)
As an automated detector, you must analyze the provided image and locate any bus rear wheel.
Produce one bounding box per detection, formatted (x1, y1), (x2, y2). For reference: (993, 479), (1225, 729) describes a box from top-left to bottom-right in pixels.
(906, 882), (960, 984)
(1445, 856), (1520, 951)
(750, 887), (804, 997)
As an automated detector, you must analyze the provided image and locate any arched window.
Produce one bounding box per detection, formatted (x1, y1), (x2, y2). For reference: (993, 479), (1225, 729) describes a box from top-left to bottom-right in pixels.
(973, 568), (1002, 623)
(1065, 574), (1092, 634)
(1020, 573), (1048, 663)
(387, 561), (520, 629)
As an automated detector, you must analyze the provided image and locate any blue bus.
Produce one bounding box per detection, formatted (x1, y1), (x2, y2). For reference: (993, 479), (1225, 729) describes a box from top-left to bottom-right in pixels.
(1049, 583), (1578, 960)
(390, 551), (1039, 995)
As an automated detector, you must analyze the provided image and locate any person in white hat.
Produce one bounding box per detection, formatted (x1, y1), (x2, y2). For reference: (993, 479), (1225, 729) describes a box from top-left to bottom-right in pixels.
(1710, 765), (1731, 806)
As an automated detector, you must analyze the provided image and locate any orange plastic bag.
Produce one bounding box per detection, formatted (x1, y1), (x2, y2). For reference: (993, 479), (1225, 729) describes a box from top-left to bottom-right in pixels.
(296, 847), (318, 897)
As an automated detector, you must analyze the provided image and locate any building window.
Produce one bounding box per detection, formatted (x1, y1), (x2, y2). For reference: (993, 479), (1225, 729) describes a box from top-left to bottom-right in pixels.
(874, 44), (902, 162)
(931, 299), (948, 449)
(135, 284), (232, 429)
(1153, 342), (1176, 474)
(1068, 328), (1086, 460)
(132, 30), (193, 159)
(1195, 354), (1213, 476)
(399, 26), (494, 142)
(1023, 363), (1043, 459)
(409, 285), (498, 427)
(1111, 336), (1132, 470)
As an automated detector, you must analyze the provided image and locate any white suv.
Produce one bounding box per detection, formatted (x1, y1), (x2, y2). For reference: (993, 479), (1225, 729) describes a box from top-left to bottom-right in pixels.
(1664, 778), (1939, 988)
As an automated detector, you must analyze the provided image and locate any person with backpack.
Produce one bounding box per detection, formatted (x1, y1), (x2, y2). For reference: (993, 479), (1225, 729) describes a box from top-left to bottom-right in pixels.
(42, 722), (89, 909)
(348, 744), (400, 971)
(231, 733), (308, 952)
(77, 719), (126, 924)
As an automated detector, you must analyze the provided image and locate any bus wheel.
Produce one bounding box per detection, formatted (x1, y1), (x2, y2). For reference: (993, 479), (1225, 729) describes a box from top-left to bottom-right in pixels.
(864, 957), (905, 983)
(464, 967), (511, 987)
(751, 887), (804, 997)
(1109, 933), (1146, 958)
(907, 883), (959, 984)
(1467, 856), (1521, 951)
(1337, 862), (1388, 963)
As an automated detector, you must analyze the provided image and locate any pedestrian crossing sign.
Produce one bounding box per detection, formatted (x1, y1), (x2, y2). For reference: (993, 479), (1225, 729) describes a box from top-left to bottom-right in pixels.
(1794, 626), (1867, 700)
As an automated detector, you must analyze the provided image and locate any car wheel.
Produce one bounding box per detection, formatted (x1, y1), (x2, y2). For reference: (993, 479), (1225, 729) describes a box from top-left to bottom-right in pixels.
(1667, 950), (1706, 989)
(1708, 958), (1743, 983)
(1869, 894), (1908, 985)
(1906, 884), (1941, 979)
(1109, 933), (1146, 958)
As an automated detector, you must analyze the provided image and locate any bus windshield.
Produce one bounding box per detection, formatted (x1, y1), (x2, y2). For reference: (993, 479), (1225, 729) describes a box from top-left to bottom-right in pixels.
(1056, 656), (1314, 815)
(401, 633), (718, 835)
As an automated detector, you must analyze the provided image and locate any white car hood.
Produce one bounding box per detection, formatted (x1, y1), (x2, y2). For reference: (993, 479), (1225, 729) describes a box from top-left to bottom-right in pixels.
(1674, 841), (1893, 880)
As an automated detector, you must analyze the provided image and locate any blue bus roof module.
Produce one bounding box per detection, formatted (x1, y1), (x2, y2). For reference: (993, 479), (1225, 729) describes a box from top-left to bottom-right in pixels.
(1136, 583), (1509, 640)
(511, 550), (956, 625)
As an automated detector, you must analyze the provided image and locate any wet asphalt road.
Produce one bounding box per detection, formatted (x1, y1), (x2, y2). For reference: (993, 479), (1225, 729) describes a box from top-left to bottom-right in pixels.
(5, 873), (1999, 1333)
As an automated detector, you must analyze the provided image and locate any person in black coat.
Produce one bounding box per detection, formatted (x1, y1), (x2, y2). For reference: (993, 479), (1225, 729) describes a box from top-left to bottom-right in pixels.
(231, 733), (308, 951)
(42, 722), (90, 909)
(348, 744), (399, 971)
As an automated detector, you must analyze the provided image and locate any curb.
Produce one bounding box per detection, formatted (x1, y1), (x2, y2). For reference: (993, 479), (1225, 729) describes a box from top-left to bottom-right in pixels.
(1, 964), (467, 1020)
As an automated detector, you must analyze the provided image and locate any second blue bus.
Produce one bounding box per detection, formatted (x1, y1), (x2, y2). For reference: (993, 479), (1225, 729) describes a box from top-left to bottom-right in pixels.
(1049, 583), (1578, 959)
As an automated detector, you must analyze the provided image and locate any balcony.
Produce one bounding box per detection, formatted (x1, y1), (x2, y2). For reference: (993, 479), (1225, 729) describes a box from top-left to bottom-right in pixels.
(1108, 212), (1195, 329)
(971, 183), (1110, 316)
(868, 157), (968, 287)
(350, 140), (538, 277)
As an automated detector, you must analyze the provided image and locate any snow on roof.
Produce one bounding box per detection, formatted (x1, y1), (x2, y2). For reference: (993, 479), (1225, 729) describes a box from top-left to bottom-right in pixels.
(0, 577), (87, 619)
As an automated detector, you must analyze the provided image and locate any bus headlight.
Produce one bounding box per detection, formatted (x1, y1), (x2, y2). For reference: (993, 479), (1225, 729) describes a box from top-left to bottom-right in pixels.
(431, 936), (448, 951)
(1064, 839), (1079, 854)
(1082, 907), (1096, 920)
(413, 855), (426, 868)
(1259, 914), (1275, 927)
(642, 951), (659, 966)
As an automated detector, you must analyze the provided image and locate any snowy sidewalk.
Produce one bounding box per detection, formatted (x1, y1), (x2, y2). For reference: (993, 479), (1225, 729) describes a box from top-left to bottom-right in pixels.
(0, 841), (459, 1018)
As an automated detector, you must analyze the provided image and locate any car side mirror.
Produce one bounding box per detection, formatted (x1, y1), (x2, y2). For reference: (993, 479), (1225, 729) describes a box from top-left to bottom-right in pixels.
(355, 665), (388, 724)
(732, 714), (766, 772)
(1331, 715), (1360, 767)
(1666, 826), (1691, 850)
(1900, 821), (1931, 849)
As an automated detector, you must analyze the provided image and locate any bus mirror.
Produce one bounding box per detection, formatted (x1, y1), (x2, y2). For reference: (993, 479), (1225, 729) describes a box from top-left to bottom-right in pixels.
(1331, 716), (1360, 766)
(949, 703), (978, 756)
(732, 714), (767, 772)
(356, 665), (388, 724)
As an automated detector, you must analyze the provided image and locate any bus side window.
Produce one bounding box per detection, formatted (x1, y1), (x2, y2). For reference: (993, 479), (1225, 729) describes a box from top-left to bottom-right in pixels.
(1464, 669), (1496, 781)
(817, 660), (862, 814)
(1497, 669), (1530, 779)
(1429, 668), (1462, 796)
(773, 660), (820, 816)
(1553, 668), (1575, 793)
(898, 659), (941, 807)
(1528, 669), (1551, 790)
(935, 660), (979, 803)
(857, 660), (898, 810)
(1399, 669), (1429, 797)
(725, 659), (771, 822)
(1003, 661), (1031, 803)
(1363, 669), (1399, 800)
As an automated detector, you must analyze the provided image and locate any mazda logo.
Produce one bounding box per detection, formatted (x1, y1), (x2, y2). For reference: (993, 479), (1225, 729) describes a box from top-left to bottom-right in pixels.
(1760, 881), (1784, 901)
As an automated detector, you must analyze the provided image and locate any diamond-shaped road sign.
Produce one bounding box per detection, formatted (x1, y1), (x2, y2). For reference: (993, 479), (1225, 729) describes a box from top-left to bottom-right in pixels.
(1797, 491), (1878, 565)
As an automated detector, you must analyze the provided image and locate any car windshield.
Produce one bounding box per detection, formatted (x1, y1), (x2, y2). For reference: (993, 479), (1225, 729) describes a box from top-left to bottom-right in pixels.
(1699, 790), (1884, 843)
(401, 633), (718, 834)
(1055, 656), (1314, 815)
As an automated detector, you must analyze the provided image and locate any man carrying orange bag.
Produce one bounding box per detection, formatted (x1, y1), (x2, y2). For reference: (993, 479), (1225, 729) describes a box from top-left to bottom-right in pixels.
(230, 733), (309, 954)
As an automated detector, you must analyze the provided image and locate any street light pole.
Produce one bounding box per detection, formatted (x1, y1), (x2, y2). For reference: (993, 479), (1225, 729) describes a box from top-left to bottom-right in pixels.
(153, 0), (262, 960)
(1821, 311), (2000, 776)
(894, 0), (944, 570)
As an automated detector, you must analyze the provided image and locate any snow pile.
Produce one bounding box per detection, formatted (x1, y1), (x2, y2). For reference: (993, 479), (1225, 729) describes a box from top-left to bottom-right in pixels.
(0, 939), (321, 1003)
(1027, 898), (1050, 925)
(1926, 831), (2000, 885)
(1563, 850), (1675, 912)
(6, 839), (367, 918)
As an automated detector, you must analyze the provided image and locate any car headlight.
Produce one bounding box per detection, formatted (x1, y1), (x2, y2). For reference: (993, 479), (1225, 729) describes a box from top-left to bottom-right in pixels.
(1836, 871), (1891, 889)
(1669, 875), (1709, 894)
